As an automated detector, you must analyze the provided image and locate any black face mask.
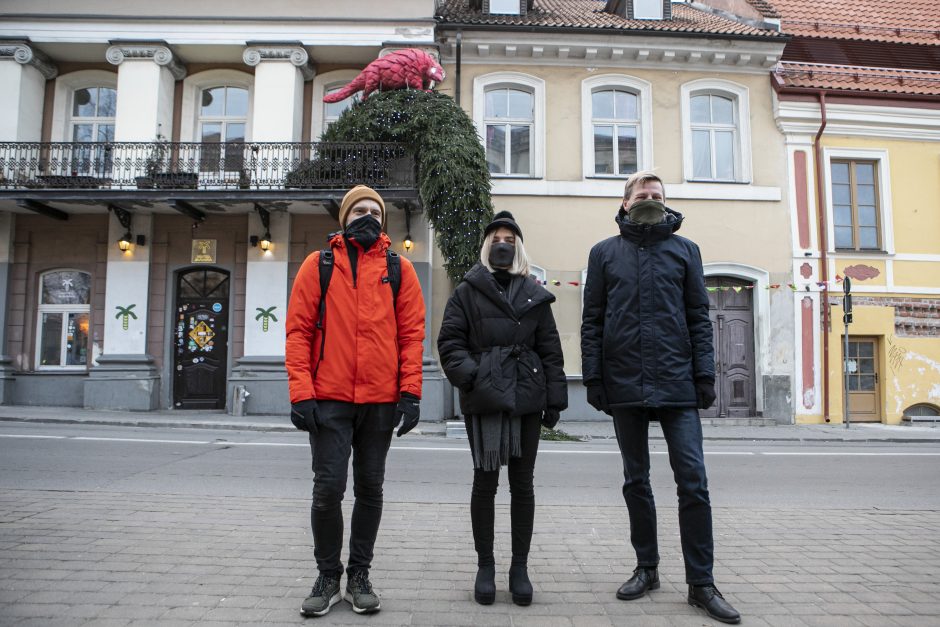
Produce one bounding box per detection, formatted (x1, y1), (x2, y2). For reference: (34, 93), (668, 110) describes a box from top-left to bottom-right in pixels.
(488, 242), (515, 269)
(344, 215), (382, 250)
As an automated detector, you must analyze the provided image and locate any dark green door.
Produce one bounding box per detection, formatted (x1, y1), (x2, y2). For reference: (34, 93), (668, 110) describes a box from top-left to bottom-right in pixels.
(173, 268), (230, 409)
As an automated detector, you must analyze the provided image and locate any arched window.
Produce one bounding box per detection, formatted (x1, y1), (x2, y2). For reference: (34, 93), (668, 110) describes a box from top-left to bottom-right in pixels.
(52, 72), (118, 178)
(70, 86), (116, 143)
(473, 72), (545, 178)
(590, 88), (639, 176)
(581, 75), (653, 179)
(483, 86), (533, 175)
(323, 85), (360, 129)
(681, 80), (752, 183)
(36, 270), (91, 369)
(198, 85), (248, 172)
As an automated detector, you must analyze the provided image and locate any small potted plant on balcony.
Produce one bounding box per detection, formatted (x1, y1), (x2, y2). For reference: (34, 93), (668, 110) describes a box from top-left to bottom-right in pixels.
(135, 135), (198, 190)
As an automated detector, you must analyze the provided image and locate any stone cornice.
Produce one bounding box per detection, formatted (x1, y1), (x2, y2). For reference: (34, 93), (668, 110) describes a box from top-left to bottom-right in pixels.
(441, 33), (784, 72)
(0, 41), (58, 79)
(242, 44), (316, 81)
(106, 42), (187, 80)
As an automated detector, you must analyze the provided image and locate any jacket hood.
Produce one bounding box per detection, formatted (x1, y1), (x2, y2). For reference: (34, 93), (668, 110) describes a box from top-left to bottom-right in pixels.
(462, 262), (555, 319)
(615, 204), (683, 246)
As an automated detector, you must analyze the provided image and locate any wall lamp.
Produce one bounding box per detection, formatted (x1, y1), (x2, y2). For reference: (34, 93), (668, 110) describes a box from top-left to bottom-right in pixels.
(250, 204), (273, 252)
(109, 205), (145, 252)
(403, 205), (414, 253)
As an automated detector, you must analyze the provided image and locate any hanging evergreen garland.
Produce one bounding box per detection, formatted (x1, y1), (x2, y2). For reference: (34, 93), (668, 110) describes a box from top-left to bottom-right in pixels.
(318, 90), (493, 282)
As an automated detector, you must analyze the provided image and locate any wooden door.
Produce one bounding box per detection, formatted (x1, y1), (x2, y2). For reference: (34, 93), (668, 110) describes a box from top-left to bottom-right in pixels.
(845, 337), (881, 422)
(702, 277), (756, 418)
(173, 268), (230, 409)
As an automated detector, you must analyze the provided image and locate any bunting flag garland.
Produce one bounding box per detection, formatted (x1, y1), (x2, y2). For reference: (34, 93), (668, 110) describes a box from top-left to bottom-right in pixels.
(535, 276), (850, 291)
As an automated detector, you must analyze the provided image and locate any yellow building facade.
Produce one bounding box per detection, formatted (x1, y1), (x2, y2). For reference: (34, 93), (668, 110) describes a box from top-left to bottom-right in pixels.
(435, 1), (796, 421)
(776, 77), (940, 425)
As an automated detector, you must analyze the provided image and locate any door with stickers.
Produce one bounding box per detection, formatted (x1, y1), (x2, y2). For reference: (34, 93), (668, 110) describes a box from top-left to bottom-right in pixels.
(173, 268), (230, 409)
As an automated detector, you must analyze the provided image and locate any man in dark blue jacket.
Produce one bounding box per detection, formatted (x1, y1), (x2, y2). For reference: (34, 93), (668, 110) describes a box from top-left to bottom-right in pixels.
(581, 171), (740, 624)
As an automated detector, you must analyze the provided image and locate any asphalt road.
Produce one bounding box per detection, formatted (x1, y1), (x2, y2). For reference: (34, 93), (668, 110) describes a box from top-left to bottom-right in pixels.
(2, 421), (938, 510)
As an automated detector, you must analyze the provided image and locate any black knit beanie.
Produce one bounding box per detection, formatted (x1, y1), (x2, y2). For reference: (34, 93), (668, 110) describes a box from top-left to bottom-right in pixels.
(482, 210), (523, 242)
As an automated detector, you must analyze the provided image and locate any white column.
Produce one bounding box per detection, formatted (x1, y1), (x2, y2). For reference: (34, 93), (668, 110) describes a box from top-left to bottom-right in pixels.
(102, 211), (153, 356)
(243, 44), (314, 142)
(243, 211), (290, 356)
(0, 43), (55, 141)
(106, 43), (185, 142)
(0, 212), (13, 402)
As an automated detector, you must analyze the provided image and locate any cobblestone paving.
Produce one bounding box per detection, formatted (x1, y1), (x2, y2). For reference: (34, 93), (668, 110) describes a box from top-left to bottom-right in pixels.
(1, 490), (938, 626)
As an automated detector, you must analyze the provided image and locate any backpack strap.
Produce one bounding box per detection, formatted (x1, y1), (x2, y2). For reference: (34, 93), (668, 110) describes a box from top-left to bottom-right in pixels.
(386, 250), (401, 311)
(314, 249), (334, 378)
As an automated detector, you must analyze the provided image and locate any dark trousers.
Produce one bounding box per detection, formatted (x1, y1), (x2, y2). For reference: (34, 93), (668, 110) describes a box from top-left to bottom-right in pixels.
(465, 414), (541, 567)
(308, 401), (396, 577)
(612, 407), (714, 585)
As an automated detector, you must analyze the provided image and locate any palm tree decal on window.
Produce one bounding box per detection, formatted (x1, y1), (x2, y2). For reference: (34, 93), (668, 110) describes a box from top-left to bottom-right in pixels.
(115, 304), (138, 330)
(255, 306), (278, 333)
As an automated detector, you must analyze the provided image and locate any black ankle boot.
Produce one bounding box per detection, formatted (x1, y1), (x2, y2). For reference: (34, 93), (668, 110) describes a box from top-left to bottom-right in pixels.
(474, 564), (495, 605)
(508, 557), (533, 606)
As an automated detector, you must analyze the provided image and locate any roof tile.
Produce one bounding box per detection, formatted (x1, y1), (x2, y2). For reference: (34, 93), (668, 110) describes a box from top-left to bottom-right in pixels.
(436, 0), (784, 38)
(776, 61), (940, 96)
(773, 0), (940, 45)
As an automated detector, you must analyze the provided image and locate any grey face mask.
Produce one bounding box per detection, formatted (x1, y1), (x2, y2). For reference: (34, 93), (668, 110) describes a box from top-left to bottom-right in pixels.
(627, 199), (666, 225)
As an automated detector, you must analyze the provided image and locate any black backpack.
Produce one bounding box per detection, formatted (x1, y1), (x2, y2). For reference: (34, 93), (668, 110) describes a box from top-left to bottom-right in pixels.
(314, 248), (401, 376)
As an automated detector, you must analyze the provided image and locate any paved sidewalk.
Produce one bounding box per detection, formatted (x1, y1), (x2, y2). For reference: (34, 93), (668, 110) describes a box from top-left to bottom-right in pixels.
(2, 489), (939, 626)
(1, 404), (939, 442)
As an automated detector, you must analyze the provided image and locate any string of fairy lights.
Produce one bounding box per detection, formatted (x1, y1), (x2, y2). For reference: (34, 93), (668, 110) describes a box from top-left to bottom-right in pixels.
(321, 90), (493, 283)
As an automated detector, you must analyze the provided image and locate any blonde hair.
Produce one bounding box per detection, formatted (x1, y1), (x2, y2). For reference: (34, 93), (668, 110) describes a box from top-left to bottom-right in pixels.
(623, 170), (666, 201)
(480, 233), (531, 277)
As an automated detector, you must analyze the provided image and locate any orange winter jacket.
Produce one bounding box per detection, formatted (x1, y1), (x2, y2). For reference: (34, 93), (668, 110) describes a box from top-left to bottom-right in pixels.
(285, 232), (425, 404)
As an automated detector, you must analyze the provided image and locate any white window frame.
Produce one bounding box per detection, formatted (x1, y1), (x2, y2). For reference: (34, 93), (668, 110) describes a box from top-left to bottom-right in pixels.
(489, 0), (521, 15)
(822, 147), (895, 255)
(180, 70), (254, 142)
(473, 72), (545, 179)
(35, 270), (92, 371)
(311, 69), (362, 140)
(581, 74), (653, 180)
(680, 79), (752, 184)
(633, 0), (664, 20)
(51, 70), (118, 142)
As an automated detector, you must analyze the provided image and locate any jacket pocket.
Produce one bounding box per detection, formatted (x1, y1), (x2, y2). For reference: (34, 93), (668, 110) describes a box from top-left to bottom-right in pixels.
(514, 350), (546, 415)
(460, 347), (517, 415)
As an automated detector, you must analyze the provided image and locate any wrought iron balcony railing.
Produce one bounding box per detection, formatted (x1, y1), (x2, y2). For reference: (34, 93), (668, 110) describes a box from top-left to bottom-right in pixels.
(0, 141), (415, 191)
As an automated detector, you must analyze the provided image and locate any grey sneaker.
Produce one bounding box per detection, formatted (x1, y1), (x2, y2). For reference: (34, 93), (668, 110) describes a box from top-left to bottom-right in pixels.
(345, 570), (381, 614)
(300, 573), (341, 617)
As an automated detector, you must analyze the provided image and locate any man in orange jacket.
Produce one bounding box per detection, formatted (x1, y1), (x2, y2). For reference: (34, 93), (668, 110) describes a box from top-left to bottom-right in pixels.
(286, 185), (426, 617)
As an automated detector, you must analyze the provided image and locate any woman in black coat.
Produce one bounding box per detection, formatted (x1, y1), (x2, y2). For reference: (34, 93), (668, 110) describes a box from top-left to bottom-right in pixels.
(437, 211), (567, 607)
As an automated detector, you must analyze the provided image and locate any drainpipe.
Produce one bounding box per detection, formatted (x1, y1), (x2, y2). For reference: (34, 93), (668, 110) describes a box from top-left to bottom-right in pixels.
(813, 91), (830, 422)
(455, 29), (462, 107)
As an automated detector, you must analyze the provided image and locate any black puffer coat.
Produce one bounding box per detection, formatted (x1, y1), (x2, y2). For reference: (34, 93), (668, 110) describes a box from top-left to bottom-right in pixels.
(438, 263), (567, 417)
(581, 207), (714, 408)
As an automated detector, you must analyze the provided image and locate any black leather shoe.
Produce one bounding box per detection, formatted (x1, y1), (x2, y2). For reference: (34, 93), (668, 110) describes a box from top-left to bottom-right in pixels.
(474, 565), (495, 605)
(616, 567), (659, 600)
(688, 584), (741, 624)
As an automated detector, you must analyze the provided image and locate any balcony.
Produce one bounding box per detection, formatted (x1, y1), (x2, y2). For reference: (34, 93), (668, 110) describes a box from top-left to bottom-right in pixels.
(0, 141), (417, 208)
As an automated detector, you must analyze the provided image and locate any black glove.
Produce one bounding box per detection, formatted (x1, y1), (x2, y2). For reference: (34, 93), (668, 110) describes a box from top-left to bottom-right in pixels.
(586, 386), (612, 416)
(395, 392), (421, 437)
(695, 380), (717, 409)
(541, 408), (561, 430)
(291, 398), (319, 435)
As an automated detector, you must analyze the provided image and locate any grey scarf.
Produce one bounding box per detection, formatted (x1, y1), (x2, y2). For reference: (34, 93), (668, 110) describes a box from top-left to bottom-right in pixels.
(470, 412), (522, 471)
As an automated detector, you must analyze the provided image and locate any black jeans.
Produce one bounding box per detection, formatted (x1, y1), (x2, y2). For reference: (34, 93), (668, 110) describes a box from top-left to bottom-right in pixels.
(308, 401), (396, 577)
(612, 407), (714, 585)
(465, 414), (541, 566)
